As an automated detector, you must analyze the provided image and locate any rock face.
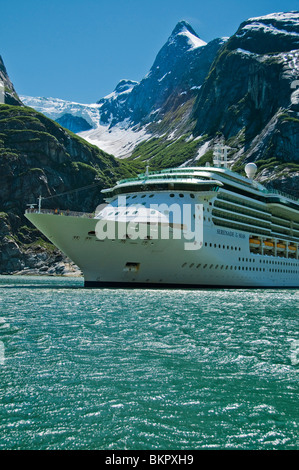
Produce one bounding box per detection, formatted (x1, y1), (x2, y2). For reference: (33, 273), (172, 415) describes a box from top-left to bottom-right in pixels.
(56, 113), (92, 133)
(0, 211), (81, 276)
(0, 102), (129, 275)
(96, 22), (226, 131)
(192, 11), (299, 192)
(0, 105), (120, 217)
(0, 55), (22, 106)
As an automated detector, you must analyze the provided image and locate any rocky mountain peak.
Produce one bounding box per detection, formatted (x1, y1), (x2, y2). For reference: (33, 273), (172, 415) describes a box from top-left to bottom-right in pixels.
(114, 79), (138, 94)
(167, 20), (207, 51)
(171, 20), (198, 37)
(231, 10), (299, 53)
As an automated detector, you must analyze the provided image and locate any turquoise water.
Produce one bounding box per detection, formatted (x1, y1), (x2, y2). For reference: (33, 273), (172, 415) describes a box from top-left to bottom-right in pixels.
(0, 275), (298, 450)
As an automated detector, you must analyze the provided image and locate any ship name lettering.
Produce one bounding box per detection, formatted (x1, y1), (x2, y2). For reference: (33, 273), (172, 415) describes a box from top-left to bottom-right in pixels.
(217, 229), (234, 237)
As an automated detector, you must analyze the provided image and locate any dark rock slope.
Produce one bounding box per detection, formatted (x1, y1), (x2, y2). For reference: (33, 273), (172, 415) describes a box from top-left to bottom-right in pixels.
(0, 55), (22, 106)
(0, 104), (133, 275)
(192, 12), (299, 195)
(98, 21), (226, 131)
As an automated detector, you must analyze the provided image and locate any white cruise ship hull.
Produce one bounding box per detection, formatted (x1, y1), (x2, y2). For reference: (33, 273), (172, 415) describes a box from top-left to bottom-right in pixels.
(25, 212), (299, 288)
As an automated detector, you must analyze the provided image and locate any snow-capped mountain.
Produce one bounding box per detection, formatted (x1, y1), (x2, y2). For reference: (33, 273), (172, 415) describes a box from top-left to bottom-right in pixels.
(93, 21), (226, 129)
(21, 12), (299, 174)
(233, 10), (299, 54)
(21, 21), (226, 157)
(193, 10), (299, 161)
(20, 95), (102, 128)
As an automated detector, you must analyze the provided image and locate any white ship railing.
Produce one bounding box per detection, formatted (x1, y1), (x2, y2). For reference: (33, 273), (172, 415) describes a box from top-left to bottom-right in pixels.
(118, 170), (299, 203)
(25, 208), (95, 218)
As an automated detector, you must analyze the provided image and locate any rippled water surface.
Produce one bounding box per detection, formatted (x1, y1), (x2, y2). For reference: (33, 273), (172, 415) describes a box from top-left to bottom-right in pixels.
(0, 275), (298, 450)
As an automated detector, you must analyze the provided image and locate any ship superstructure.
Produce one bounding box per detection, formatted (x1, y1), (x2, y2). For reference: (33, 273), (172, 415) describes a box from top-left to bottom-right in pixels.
(25, 149), (299, 287)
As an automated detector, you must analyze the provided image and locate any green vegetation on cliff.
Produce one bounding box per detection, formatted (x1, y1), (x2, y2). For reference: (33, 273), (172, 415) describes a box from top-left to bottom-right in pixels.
(0, 104), (139, 273)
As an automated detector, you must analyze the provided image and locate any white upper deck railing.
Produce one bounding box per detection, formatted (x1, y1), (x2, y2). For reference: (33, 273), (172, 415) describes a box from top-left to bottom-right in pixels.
(25, 208), (95, 218)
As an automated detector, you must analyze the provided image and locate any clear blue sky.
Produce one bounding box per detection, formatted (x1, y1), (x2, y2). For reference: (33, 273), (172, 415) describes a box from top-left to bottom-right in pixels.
(1, 0), (298, 103)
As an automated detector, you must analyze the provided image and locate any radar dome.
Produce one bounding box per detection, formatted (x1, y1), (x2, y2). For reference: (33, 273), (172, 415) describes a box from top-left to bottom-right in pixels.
(245, 163), (257, 179)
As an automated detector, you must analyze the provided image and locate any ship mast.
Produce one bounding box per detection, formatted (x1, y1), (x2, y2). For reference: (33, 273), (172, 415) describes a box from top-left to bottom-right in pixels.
(213, 145), (231, 168)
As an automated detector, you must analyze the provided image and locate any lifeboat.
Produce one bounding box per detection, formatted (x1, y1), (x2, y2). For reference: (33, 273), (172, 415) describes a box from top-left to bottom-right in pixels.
(276, 243), (286, 252)
(249, 238), (260, 247)
(263, 240), (274, 250)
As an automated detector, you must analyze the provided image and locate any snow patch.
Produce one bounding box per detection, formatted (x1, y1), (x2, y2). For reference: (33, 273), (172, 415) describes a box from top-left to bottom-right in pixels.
(78, 123), (151, 159)
(240, 22), (299, 38)
(158, 72), (171, 82)
(178, 26), (207, 50)
(248, 11), (299, 23)
(21, 95), (102, 128)
(195, 141), (211, 160)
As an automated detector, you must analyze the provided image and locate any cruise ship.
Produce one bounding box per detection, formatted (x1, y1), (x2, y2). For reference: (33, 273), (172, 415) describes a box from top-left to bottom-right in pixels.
(25, 149), (299, 288)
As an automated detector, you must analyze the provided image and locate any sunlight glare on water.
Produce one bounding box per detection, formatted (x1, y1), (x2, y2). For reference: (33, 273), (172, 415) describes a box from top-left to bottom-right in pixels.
(0, 276), (298, 450)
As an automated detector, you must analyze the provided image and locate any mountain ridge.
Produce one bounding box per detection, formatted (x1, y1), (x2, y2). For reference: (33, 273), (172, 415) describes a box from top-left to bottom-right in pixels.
(20, 13), (299, 187)
(22, 20), (227, 157)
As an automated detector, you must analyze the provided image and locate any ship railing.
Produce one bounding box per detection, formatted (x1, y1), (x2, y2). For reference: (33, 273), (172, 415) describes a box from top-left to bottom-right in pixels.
(118, 173), (210, 184)
(118, 171), (299, 203)
(261, 187), (299, 203)
(25, 208), (95, 218)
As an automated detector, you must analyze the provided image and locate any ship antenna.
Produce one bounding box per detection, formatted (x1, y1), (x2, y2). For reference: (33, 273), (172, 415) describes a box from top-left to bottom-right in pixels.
(213, 145), (221, 167)
(38, 195), (42, 213)
(213, 145), (231, 168)
(145, 165), (149, 178)
(222, 145), (230, 168)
